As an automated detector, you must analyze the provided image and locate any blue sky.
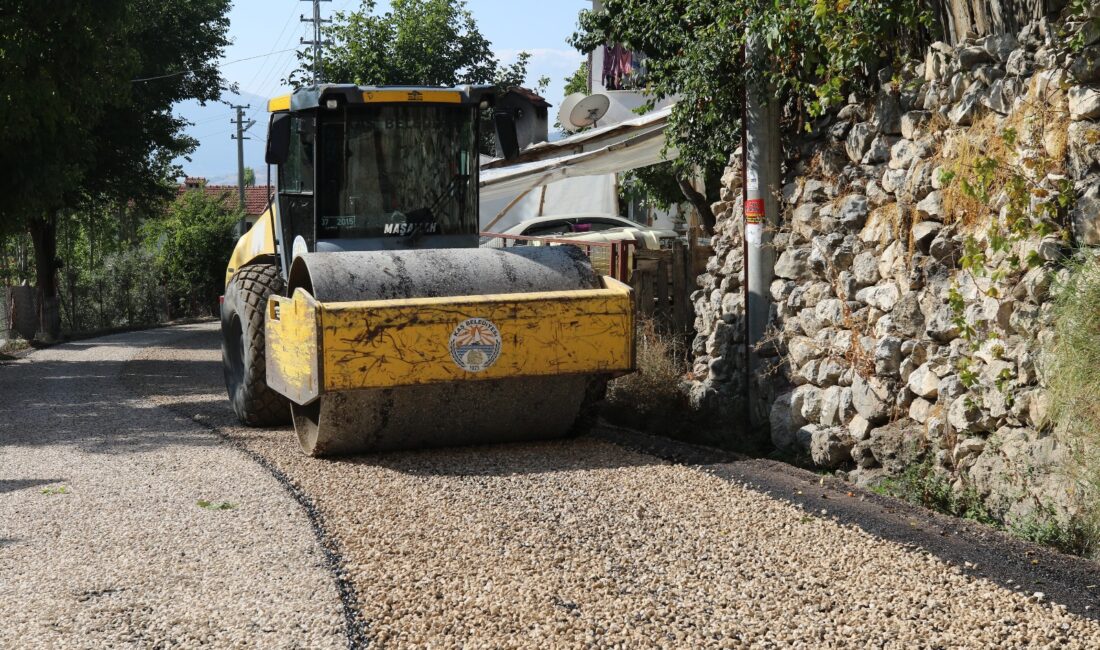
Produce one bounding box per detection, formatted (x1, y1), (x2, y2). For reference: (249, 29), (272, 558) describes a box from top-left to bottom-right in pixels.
(175, 0), (590, 182)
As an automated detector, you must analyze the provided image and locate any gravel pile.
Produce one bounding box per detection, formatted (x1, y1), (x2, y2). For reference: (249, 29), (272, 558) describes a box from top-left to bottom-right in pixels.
(140, 324), (1100, 648)
(0, 325), (344, 648)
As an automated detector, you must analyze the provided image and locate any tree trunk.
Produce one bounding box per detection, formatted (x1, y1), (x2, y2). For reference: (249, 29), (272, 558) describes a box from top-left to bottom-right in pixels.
(28, 215), (61, 341)
(677, 176), (716, 234)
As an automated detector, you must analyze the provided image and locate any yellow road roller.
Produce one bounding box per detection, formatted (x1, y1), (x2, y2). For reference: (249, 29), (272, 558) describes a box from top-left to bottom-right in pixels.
(221, 84), (635, 456)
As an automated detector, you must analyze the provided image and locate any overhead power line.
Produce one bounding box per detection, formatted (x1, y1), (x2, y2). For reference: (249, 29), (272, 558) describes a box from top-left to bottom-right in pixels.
(130, 48), (300, 83)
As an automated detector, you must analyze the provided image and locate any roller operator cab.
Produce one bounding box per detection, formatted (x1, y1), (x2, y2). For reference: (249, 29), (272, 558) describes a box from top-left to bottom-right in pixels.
(222, 84), (636, 456)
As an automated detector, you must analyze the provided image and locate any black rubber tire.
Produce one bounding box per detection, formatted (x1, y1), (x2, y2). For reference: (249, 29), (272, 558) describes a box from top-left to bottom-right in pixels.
(566, 376), (610, 438)
(221, 264), (291, 426)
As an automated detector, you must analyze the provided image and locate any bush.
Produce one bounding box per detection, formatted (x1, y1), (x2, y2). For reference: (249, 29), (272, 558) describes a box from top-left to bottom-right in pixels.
(145, 191), (240, 317)
(603, 318), (692, 429)
(1046, 251), (1100, 554)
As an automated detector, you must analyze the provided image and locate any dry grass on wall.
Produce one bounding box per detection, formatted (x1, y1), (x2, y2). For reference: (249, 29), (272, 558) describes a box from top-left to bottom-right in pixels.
(1047, 253), (1100, 554)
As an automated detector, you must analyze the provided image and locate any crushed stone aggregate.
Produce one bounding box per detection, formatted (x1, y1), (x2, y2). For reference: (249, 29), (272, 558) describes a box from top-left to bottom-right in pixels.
(135, 323), (1100, 649)
(0, 325), (344, 648)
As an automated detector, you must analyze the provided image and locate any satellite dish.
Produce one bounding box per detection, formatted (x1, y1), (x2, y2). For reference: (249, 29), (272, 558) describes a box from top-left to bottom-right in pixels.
(557, 93), (586, 133)
(568, 94), (611, 130)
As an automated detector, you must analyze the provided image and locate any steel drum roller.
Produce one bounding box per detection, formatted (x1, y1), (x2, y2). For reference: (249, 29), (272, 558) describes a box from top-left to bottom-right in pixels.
(286, 246), (606, 456)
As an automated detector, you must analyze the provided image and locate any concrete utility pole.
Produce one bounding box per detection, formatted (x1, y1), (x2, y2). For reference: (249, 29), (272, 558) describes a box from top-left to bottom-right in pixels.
(231, 105), (256, 235)
(301, 0), (332, 85)
(743, 33), (783, 428)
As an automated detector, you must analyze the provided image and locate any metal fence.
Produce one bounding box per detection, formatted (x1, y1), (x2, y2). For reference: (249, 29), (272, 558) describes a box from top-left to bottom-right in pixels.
(480, 232), (636, 282)
(480, 233), (698, 332)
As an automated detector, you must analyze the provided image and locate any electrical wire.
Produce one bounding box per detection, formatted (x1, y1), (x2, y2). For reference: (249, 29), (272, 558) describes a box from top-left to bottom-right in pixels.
(130, 48), (299, 83)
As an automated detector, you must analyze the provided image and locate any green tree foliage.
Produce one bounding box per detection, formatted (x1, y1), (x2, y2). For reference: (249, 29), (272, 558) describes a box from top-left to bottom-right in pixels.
(0, 0), (231, 339)
(145, 191), (240, 316)
(570, 0), (934, 173)
(294, 0), (497, 87)
(243, 167), (256, 187)
(564, 61), (590, 97)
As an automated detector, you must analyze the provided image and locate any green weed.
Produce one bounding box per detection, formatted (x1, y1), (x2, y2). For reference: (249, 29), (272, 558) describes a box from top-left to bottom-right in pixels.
(196, 499), (236, 511)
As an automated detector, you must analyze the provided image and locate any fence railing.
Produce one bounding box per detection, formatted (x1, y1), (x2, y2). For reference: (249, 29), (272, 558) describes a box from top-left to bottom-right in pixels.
(479, 232), (636, 282)
(480, 233), (697, 332)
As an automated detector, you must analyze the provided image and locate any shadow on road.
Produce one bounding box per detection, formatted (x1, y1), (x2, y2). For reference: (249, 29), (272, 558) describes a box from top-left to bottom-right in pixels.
(0, 478), (66, 494)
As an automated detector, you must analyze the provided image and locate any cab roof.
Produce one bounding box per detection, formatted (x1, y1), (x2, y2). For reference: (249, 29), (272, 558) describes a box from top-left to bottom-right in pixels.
(267, 84), (496, 113)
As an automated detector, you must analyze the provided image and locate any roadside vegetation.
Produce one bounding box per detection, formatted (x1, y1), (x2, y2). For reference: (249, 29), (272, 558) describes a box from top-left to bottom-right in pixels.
(1046, 252), (1100, 556)
(2, 191), (241, 338)
(873, 453), (1096, 557)
(604, 318), (695, 435)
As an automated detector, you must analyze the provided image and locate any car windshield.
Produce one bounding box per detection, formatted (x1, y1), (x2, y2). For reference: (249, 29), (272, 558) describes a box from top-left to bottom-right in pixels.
(316, 105), (478, 239)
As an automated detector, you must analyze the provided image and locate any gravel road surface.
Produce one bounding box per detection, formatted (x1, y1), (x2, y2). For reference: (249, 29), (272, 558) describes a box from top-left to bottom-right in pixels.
(0, 325), (344, 648)
(5, 321), (1100, 648)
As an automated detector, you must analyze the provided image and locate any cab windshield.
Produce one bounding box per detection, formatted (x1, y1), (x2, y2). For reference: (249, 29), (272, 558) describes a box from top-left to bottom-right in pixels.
(316, 105), (478, 239)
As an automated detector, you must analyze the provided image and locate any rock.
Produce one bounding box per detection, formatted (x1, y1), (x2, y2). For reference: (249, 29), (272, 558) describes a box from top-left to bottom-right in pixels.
(850, 439), (879, 469)
(881, 168), (908, 194)
(775, 248), (813, 280)
(874, 336), (903, 377)
(1006, 49), (1033, 76)
(862, 135), (899, 164)
(787, 336), (821, 369)
(848, 414), (873, 441)
(911, 221), (942, 253)
(888, 138), (919, 170)
(819, 386), (844, 426)
(836, 194), (869, 230)
(916, 191), (944, 221)
(981, 78), (1012, 115)
(1069, 85), (1100, 120)
(872, 93), (903, 135)
(867, 420), (915, 474)
(958, 46), (994, 69)
(975, 65), (1005, 86)
(948, 94), (980, 126)
(859, 204), (897, 246)
(846, 123), (876, 164)
(906, 362), (940, 399)
(866, 179), (890, 207)
(802, 179), (829, 202)
(851, 374), (891, 424)
(810, 427), (854, 469)
(1070, 45), (1100, 83)
(891, 292), (925, 338)
(909, 398), (934, 424)
(937, 376), (963, 402)
(947, 395), (989, 434)
(791, 203), (819, 240)
(900, 111), (930, 140)
(851, 251), (880, 287)
(1068, 121), (1100, 178)
(925, 303), (960, 342)
(925, 50), (949, 82)
(837, 104), (866, 121)
(929, 231), (960, 264)
(1072, 180), (1100, 246)
(816, 357), (849, 388)
(855, 282), (900, 312)
(954, 436), (986, 463)
(877, 240), (906, 282)
(1078, 17), (1100, 49)
(984, 33), (1019, 62)
(796, 384), (823, 424)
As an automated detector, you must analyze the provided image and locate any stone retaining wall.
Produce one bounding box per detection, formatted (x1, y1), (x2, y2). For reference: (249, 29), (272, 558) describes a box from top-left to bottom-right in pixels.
(691, 10), (1100, 525)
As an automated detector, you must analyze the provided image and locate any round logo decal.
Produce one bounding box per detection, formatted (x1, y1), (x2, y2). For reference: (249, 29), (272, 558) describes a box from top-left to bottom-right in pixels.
(449, 318), (502, 373)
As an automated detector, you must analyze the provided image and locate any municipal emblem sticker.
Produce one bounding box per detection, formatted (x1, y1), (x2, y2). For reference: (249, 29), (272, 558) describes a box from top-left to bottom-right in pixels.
(449, 318), (502, 373)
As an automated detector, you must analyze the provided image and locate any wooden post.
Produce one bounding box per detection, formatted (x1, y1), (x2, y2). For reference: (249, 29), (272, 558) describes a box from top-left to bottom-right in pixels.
(655, 254), (670, 323)
(672, 243), (688, 332)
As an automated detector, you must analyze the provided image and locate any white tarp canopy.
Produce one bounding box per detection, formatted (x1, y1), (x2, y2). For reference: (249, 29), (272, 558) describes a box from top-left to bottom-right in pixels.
(478, 105), (675, 232)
